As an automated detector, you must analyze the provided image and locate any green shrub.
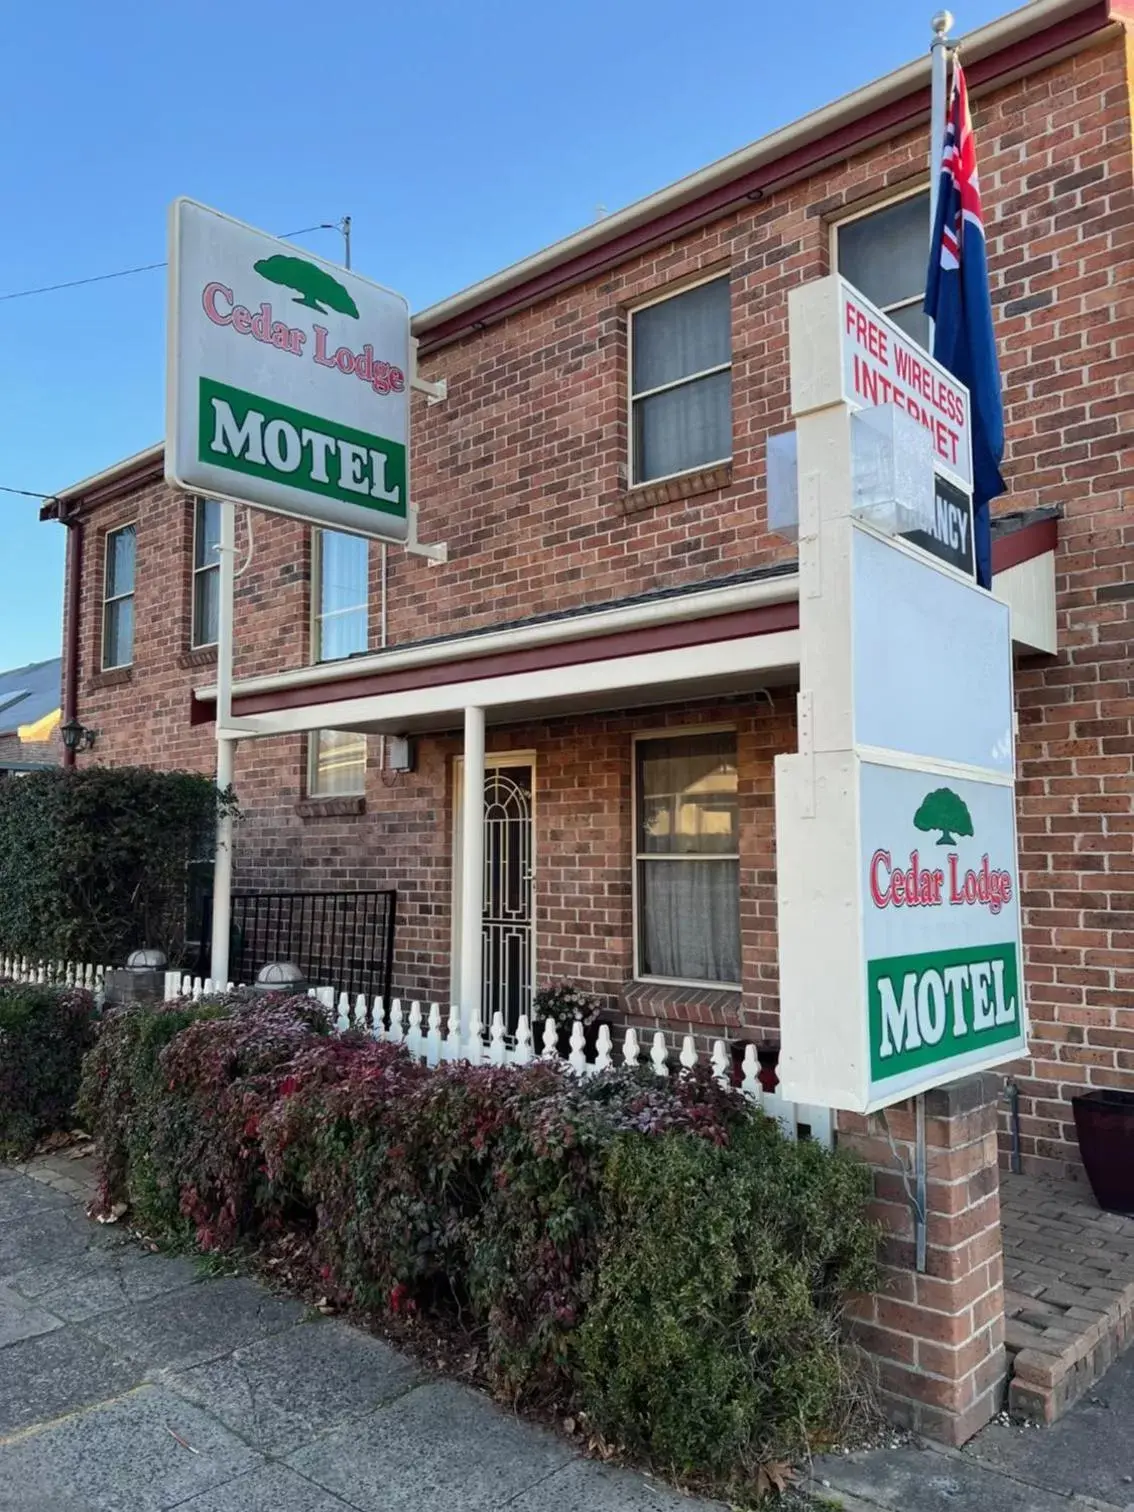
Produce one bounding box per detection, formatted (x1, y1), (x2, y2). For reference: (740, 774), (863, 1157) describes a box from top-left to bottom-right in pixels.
(77, 991), (326, 1237)
(79, 1002), (879, 1487)
(577, 1119), (878, 1487)
(0, 983), (98, 1156)
(0, 766), (235, 966)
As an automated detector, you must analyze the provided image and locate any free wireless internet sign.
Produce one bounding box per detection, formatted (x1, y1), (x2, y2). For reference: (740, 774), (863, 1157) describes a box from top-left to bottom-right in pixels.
(167, 199), (411, 542)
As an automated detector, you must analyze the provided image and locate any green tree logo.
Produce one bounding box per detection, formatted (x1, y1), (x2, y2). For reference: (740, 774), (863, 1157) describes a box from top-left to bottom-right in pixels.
(913, 788), (974, 846)
(252, 254), (359, 317)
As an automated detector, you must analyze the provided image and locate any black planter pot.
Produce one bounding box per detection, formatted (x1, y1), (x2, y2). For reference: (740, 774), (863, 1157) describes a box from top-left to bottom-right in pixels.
(1072, 1090), (1134, 1213)
(555, 1012), (614, 1061)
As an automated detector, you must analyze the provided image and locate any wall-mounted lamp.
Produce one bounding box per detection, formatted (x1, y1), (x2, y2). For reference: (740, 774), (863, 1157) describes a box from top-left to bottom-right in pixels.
(60, 718), (98, 753)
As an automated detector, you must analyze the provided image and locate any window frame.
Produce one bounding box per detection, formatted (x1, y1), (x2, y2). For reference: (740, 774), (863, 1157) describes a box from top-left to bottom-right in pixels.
(306, 728), (368, 799)
(191, 498), (221, 650)
(101, 522), (137, 671)
(627, 271), (733, 490)
(308, 527), (370, 799)
(630, 724), (742, 990)
(310, 526), (370, 665)
(830, 181), (932, 338)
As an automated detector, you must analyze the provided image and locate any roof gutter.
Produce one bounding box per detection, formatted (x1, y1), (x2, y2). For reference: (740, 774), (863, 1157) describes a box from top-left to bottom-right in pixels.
(195, 571), (801, 705)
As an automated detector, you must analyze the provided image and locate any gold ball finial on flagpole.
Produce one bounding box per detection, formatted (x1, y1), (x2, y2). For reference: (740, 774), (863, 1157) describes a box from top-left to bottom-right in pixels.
(931, 10), (954, 38)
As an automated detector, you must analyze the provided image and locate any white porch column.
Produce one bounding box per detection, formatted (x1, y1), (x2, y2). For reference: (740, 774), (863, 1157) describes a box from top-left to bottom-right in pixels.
(459, 705), (486, 1034)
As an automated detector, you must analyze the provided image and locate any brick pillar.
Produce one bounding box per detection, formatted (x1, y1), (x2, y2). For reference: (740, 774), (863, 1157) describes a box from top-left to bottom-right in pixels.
(836, 1073), (1007, 1446)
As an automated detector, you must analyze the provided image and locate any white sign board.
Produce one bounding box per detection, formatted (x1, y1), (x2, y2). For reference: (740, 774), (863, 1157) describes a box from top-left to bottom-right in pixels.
(167, 199), (411, 542)
(860, 761), (1025, 1105)
(852, 528), (1014, 773)
(840, 280), (975, 579)
(777, 275), (1024, 1114)
(840, 279), (972, 491)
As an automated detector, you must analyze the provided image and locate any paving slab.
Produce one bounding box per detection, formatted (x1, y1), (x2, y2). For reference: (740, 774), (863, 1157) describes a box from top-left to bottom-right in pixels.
(0, 1323), (143, 1435)
(6, 1239), (201, 1323)
(963, 1348), (1134, 1508)
(506, 1457), (728, 1510)
(0, 1204), (106, 1280)
(83, 1273), (307, 1376)
(0, 1384), (262, 1512)
(0, 1282), (62, 1348)
(286, 1379), (575, 1510)
(0, 1175), (74, 1222)
(813, 1442), (1109, 1512)
(168, 1315), (422, 1453)
(171, 1464), (358, 1511)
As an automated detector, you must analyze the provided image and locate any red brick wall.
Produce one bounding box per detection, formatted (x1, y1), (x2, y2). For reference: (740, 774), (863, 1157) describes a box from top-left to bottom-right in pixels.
(62, 33), (1134, 1171)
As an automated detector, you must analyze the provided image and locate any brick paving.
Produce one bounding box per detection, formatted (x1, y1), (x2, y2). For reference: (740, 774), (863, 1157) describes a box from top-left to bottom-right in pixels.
(1000, 1173), (1134, 1423)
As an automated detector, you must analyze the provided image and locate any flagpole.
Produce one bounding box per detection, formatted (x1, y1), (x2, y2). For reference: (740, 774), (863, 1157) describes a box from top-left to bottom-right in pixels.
(928, 10), (953, 352)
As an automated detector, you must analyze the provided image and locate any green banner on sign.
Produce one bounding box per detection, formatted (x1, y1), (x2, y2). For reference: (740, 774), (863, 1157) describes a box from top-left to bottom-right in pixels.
(868, 940), (1022, 1086)
(198, 377), (407, 519)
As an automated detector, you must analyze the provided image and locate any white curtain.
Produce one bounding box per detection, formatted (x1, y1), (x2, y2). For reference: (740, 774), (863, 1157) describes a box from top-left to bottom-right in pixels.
(640, 860), (740, 984)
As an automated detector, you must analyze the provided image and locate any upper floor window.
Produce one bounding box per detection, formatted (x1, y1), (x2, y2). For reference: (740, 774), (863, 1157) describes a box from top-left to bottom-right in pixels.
(310, 528), (369, 798)
(314, 529), (368, 662)
(835, 189), (931, 348)
(192, 499), (221, 649)
(634, 729), (740, 986)
(630, 275), (732, 486)
(102, 525), (136, 670)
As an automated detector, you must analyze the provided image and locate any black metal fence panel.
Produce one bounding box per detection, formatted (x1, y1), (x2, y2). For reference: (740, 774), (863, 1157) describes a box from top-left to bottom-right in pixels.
(196, 890), (396, 1008)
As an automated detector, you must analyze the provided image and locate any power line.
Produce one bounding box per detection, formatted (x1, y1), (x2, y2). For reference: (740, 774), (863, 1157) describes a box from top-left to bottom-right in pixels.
(0, 485), (58, 501)
(0, 223), (340, 305)
(0, 262), (166, 303)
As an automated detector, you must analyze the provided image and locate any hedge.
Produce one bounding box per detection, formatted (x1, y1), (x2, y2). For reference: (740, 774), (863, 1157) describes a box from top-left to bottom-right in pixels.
(78, 993), (878, 1494)
(0, 983), (98, 1156)
(0, 766), (234, 966)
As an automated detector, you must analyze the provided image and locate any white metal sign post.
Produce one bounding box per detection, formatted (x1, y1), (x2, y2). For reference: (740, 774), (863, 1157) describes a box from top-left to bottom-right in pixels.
(775, 275), (1026, 1118)
(167, 200), (446, 985)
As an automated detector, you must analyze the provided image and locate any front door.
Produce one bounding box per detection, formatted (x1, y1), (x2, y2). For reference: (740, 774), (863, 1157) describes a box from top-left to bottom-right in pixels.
(481, 764), (534, 1034)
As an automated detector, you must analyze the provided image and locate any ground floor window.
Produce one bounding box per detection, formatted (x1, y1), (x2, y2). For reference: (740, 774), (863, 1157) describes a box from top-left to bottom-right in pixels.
(308, 729), (367, 797)
(634, 729), (740, 985)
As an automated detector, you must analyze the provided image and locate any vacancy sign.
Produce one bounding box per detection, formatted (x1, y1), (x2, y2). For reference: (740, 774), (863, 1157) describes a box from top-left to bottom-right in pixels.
(840, 280), (976, 578)
(167, 199), (411, 542)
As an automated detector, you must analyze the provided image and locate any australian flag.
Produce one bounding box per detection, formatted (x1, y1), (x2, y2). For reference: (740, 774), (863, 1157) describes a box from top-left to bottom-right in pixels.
(924, 59), (1005, 590)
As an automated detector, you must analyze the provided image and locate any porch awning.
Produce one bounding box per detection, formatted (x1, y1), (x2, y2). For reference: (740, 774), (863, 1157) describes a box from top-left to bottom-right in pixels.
(193, 510), (1057, 739)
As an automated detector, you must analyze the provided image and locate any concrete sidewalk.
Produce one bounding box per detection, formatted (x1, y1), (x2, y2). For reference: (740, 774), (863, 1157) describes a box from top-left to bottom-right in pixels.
(0, 1162), (721, 1511)
(812, 1347), (1134, 1512)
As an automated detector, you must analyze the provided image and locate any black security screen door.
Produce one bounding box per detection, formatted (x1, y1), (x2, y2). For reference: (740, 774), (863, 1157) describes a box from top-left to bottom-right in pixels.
(481, 766), (534, 1035)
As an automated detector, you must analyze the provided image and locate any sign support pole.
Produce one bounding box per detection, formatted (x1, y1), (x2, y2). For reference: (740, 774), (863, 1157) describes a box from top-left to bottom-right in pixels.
(209, 497), (237, 987)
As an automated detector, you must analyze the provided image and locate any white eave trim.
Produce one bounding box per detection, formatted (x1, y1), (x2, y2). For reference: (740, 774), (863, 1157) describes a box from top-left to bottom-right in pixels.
(196, 571), (801, 704)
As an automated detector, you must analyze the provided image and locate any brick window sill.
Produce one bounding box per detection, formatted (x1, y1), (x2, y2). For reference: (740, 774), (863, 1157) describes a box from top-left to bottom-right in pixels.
(179, 646), (218, 670)
(619, 979), (743, 1024)
(619, 461), (732, 516)
(88, 667), (133, 690)
(295, 796), (366, 819)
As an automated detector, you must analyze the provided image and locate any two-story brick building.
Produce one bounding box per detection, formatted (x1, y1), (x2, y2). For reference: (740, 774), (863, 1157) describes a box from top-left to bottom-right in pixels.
(44, 0), (1133, 1203)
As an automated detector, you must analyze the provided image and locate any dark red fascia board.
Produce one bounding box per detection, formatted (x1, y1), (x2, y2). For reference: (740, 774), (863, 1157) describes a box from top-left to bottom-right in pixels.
(192, 513), (1057, 726)
(415, 2), (1114, 354)
(195, 600), (799, 726)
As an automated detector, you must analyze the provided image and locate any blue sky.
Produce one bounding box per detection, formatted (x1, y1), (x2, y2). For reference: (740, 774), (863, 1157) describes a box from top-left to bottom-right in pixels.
(0, 0), (1009, 669)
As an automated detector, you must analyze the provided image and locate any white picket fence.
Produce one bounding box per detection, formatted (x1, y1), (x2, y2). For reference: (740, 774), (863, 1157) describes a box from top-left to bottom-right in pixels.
(2, 956), (110, 1000)
(154, 972), (832, 1147)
